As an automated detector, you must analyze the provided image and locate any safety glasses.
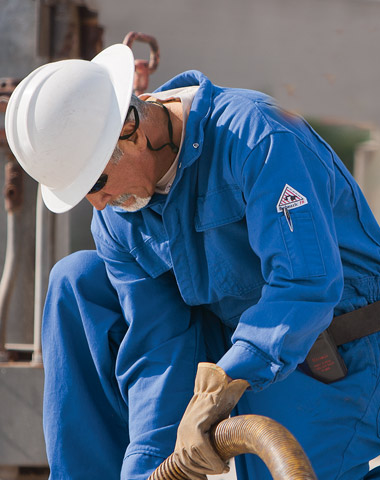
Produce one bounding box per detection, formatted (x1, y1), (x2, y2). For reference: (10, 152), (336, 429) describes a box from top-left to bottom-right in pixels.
(88, 173), (108, 195)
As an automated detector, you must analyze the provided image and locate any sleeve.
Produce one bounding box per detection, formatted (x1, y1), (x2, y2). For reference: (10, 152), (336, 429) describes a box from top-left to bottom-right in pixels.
(91, 214), (205, 479)
(217, 131), (344, 390)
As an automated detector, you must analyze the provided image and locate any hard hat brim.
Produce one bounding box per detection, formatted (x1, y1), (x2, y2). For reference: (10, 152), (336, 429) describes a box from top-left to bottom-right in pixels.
(41, 44), (135, 213)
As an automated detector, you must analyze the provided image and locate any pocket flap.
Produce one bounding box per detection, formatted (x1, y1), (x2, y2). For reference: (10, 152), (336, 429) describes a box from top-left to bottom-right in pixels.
(130, 238), (172, 278)
(195, 185), (245, 232)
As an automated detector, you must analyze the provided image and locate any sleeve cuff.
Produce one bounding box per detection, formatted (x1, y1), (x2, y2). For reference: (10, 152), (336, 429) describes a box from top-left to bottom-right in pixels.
(217, 341), (282, 392)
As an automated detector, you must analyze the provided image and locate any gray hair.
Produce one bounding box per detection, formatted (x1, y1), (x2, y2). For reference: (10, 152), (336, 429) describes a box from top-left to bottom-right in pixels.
(111, 96), (148, 165)
(126, 94), (149, 123)
(110, 144), (124, 165)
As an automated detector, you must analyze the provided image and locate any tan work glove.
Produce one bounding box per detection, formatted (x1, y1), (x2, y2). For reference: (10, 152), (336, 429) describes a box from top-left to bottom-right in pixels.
(172, 363), (249, 480)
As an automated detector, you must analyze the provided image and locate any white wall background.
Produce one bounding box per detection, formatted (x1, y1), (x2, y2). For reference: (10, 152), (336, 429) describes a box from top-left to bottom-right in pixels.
(96, 0), (380, 128)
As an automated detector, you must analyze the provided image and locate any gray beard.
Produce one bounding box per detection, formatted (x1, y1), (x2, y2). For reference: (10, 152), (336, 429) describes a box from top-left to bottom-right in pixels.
(109, 193), (151, 212)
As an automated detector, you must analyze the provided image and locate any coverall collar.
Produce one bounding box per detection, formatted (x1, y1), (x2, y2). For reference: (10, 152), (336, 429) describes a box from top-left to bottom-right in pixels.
(153, 70), (213, 171)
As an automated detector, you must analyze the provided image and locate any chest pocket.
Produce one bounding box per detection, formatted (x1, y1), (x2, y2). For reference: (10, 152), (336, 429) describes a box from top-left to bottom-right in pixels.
(195, 185), (264, 297)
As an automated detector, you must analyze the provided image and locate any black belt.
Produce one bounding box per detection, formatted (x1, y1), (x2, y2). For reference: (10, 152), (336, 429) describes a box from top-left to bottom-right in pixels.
(328, 299), (380, 346)
(304, 300), (380, 383)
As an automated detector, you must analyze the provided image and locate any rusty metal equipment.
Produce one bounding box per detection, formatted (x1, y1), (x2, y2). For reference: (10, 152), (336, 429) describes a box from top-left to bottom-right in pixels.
(38, 0), (104, 61)
(0, 79), (23, 212)
(123, 32), (160, 96)
(0, 77), (24, 362)
(149, 415), (317, 480)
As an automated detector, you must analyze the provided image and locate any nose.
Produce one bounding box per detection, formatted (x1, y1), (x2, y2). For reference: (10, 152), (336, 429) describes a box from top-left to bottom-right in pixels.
(85, 191), (113, 210)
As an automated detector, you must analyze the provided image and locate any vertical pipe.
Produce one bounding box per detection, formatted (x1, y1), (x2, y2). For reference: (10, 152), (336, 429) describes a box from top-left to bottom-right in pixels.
(0, 156), (24, 361)
(0, 201), (17, 361)
(32, 187), (54, 364)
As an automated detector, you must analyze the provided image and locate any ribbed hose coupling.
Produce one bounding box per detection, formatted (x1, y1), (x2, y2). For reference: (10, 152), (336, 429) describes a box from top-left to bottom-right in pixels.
(148, 415), (317, 480)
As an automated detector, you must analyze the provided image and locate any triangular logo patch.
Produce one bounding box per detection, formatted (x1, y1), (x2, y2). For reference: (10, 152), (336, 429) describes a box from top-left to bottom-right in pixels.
(276, 184), (308, 212)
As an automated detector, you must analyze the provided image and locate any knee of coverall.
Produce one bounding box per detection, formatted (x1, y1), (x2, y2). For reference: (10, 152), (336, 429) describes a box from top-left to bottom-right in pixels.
(43, 249), (124, 342)
(42, 249), (113, 351)
(47, 249), (101, 290)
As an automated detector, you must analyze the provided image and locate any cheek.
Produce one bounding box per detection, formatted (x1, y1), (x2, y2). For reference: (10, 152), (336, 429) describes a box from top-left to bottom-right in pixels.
(103, 174), (128, 194)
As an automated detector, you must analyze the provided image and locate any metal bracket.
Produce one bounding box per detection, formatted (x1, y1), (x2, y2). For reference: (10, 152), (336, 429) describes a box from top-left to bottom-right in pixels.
(123, 32), (160, 95)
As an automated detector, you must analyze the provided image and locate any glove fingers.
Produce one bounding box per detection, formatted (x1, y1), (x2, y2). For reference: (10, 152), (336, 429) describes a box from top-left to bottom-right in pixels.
(218, 379), (250, 417)
(190, 446), (229, 474)
(173, 450), (210, 479)
(226, 378), (250, 400)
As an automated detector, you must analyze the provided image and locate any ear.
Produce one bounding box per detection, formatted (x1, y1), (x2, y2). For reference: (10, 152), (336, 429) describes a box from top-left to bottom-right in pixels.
(120, 121), (138, 140)
(120, 121), (147, 152)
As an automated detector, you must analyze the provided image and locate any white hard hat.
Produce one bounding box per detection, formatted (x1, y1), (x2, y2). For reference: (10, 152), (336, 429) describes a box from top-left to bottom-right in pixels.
(5, 44), (135, 213)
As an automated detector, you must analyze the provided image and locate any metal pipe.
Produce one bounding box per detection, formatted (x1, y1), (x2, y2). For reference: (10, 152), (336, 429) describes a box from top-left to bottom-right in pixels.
(32, 186), (54, 365)
(0, 162), (21, 361)
(0, 78), (22, 361)
(32, 189), (44, 364)
(148, 414), (317, 480)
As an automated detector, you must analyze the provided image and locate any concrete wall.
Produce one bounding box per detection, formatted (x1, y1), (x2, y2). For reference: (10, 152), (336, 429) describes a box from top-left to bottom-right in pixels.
(97, 0), (380, 128)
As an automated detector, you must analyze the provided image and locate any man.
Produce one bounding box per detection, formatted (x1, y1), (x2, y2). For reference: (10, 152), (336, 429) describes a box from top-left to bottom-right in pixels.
(5, 43), (380, 480)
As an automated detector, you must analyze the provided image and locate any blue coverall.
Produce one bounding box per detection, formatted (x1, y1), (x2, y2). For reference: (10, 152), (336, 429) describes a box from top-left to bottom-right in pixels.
(42, 71), (380, 479)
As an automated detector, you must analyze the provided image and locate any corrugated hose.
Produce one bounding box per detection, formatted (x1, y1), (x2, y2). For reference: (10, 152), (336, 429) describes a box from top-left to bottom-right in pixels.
(148, 414), (318, 480)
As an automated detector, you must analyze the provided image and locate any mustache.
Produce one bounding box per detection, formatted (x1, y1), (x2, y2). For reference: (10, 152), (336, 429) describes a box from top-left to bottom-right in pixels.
(109, 193), (151, 212)
(109, 193), (134, 207)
